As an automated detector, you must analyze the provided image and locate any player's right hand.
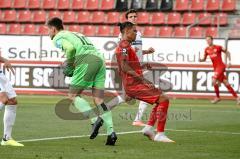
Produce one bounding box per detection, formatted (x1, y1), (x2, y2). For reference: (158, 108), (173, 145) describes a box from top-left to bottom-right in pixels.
(4, 60), (15, 75)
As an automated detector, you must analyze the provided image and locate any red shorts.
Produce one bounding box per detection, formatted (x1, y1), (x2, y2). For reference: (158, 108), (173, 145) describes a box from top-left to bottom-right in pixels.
(213, 67), (226, 82)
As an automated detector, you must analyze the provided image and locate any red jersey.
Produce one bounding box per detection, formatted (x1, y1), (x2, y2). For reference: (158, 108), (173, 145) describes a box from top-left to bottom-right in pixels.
(204, 45), (226, 69)
(115, 40), (143, 85)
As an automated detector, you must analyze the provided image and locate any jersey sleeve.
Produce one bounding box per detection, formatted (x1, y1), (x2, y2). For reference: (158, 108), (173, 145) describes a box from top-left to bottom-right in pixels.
(55, 38), (75, 63)
(118, 40), (130, 61)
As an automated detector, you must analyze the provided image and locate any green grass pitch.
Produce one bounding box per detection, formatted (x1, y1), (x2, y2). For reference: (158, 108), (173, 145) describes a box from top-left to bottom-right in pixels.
(0, 95), (240, 159)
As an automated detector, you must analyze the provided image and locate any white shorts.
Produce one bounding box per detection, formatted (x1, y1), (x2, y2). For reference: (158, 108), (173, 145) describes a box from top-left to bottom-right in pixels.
(0, 71), (17, 99)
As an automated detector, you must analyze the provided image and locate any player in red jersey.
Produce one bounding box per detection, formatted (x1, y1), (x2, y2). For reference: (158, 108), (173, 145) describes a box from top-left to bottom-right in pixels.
(115, 22), (174, 142)
(199, 36), (240, 104)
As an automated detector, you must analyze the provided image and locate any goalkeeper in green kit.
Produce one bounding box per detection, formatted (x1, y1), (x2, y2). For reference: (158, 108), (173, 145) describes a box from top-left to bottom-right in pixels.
(47, 17), (117, 145)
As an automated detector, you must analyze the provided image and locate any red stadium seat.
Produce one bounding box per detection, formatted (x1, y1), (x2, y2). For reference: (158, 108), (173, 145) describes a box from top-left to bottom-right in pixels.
(0, 0), (12, 8)
(189, 27), (204, 37)
(106, 12), (120, 24)
(48, 11), (62, 19)
(205, 27), (218, 37)
(28, 0), (41, 9)
(91, 11), (105, 24)
(76, 11), (90, 23)
(22, 24), (36, 35)
(8, 24), (21, 35)
(62, 11), (76, 23)
(119, 13), (126, 23)
(57, 0), (70, 10)
(137, 12), (149, 24)
(3, 10), (17, 22)
(206, 0), (220, 11)
(150, 12), (165, 25)
(18, 10), (31, 23)
(182, 12), (196, 25)
(37, 25), (48, 35)
(0, 23), (7, 34)
(159, 26), (173, 37)
(214, 13), (228, 26)
(167, 12), (181, 25)
(97, 25), (111, 36)
(198, 13), (212, 25)
(143, 26), (157, 37)
(86, 0), (99, 10)
(72, 0), (85, 10)
(221, 0), (236, 11)
(13, 0), (27, 9)
(112, 26), (120, 36)
(43, 0), (56, 9)
(82, 25), (96, 36)
(68, 25), (81, 32)
(32, 11), (46, 23)
(101, 0), (115, 10)
(174, 26), (187, 37)
(190, 0), (204, 11)
(175, 0), (189, 11)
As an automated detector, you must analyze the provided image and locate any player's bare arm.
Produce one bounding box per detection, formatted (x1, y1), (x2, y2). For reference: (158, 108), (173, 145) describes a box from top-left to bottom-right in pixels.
(199, 52), (207, 62)
(0, 56), (15, 75)
(222, 48), (231, 68)
(143, 47), (155, 55)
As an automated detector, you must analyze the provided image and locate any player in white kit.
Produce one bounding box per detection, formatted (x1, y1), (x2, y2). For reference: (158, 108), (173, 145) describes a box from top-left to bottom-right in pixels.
(0, 56), (24, 146)
(107, 9), (155, 126)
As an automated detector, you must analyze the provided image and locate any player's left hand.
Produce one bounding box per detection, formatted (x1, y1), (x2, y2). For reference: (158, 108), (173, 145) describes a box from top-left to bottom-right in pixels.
(146, 47), (155, 54)
(4, 60), (15, 75)
(142, 63), (152, 70)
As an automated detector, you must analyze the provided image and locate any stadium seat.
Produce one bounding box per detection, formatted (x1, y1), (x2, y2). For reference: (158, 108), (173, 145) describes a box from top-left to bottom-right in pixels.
(71, 0), (85, 10)
(112, 26), (120, 36)
(37, 25), (48, 35)
(131, 0), (143, 10)
(76, 11), (90, 23)
(57, 0), (70, 10)
(43, 0), (56, 9)
(205, 27), (218, 37)
(206, 0), (220, 11)
(18, 10), (32, 23)
(189, 27), (203, 37)
(115, 0), (128, 11)
(22, 24), (36, 35)
(119, 12), (126, 23)
(0, 0), (12, 8)
(214, 13), (228, 26)
(198, 13), (212, 25)
(28, 0), (41, 9)
(160, 0), (173, 11)
(62, 11), (76, 23)
(82, 25), (96, 36)
(91, 11), (105, 24)
(145, 0), (158, 11)
(32, 11), (46, 23)
(97, 25), (111, 36)
(137, 12), (149, 24)
(48, 11), (62, 19)
(174, 26), (187, 37)
(68, 25), (81, 32)
(0, 23), (7, 34)
(143, 26), (157, 37)
(150, 12), (165, 25)
(101, 0), (115, 10)
(221, 0), (236, 11)
(86, 0), (99, 10)
(8, 24), (21, 35)
(106, 12), (120, 24)
(167, 12), (181, 25)
(190, 0), (204, 11)
(159, 26), (173, 37)
(2, 10), (17, 22)
(13, 0), (27, 9)
(182, 12), (196, 25)
(175, 0), (189, 11)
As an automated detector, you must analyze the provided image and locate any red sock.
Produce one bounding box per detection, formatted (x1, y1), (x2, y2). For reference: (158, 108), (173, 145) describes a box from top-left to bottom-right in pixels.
(156, 100), (169, 132)
(226, 84), (238, 98)
(214, 84), (220, 98)
(147, 105), (157, 126)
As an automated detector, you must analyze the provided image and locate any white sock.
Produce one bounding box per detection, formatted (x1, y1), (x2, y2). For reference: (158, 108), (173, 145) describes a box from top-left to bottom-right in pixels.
(106, 95), (125, 110)
(134, 101), (148, 122)
(0, 102), (5, 110)
(3, 105), (17, 140)
(156, 132), (165, 136)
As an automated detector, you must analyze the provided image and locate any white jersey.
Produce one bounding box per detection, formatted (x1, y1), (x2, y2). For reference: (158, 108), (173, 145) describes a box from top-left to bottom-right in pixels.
(118, 31), (143, 62)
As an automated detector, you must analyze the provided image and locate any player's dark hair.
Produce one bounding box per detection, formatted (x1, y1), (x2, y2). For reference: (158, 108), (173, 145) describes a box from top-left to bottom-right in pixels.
(47, 17), (64, 30)
(118, 22), (135, 33)
(206, 35), (213, 40)
(125, 9), (137, 19)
